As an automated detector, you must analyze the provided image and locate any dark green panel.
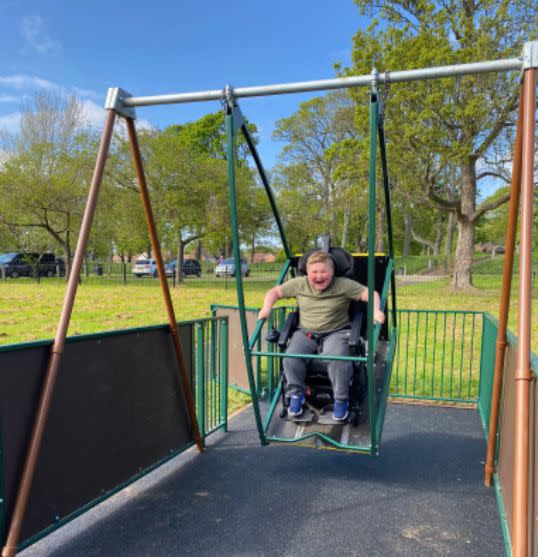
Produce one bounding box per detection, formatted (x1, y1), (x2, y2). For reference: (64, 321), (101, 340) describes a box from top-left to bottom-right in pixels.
(478, 314), (498, 434)
(0, 324), (193, 545)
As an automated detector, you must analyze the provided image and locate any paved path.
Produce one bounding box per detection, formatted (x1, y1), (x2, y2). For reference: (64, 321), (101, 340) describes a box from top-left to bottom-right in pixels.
(20, 403), (505, 557)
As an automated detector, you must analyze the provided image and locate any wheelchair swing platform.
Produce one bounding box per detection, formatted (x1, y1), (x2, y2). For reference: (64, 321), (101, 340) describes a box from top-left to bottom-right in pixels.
(265, 339), (390, 452)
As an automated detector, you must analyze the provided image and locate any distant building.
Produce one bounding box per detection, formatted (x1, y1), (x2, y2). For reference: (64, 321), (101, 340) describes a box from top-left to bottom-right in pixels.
(475, 242), (505, 255)
(252, 252), (276, 264)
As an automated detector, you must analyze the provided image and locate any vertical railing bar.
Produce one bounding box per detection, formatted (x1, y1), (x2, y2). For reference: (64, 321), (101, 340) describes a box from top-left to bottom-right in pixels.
(458, 313), (467, 399)
(196, 323), (205, 441)
(441, 312), (447, 397)
(210, 319), (217, 381)
(395, 309), (402, 394)
(256, 326), (262, 396)
(215, 319), (220, 429)
(405, 312), (410, 394)
(413, 312), (420, 395)
(267, 311), (274, 399)
(422, 312), (428, 395)
(205, 324), (209, 432)
(210, 321), (215, 429)
(449, 312), (456, 397)
(468, 313), (476, 400)
(432, 312), (438, 397)
(203, 322), (208, 430)
(221, 318), (229, 431)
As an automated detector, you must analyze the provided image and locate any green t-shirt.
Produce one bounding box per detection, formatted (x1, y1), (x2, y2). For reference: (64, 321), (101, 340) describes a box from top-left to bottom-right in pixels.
(280, 276), (366, 333)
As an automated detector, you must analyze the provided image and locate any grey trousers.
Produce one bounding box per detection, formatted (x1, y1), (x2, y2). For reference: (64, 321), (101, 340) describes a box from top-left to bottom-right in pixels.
(284, 328), (353, 401)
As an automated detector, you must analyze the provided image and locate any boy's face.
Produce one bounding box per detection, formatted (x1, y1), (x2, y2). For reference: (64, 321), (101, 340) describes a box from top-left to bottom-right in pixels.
(307, 261), (334, 292)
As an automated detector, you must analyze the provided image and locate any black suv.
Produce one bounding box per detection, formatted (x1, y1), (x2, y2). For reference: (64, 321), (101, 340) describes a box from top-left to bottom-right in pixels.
(0, 252), (65, 278)
(164, 259), (202, 278)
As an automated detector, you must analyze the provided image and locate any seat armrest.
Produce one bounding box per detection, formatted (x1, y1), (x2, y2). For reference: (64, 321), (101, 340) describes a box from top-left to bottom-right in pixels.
(348, 303), (363, 348)
(278, 311), (299, 349)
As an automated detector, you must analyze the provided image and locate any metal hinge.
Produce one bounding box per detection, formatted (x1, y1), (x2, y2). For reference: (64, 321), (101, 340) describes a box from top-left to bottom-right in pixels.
(104, 87), (136, 119)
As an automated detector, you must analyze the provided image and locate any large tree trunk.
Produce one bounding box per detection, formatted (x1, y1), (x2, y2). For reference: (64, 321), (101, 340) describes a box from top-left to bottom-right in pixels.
(403, 213), (412, 256)
(433, 214), (443, 256)
(341, 207), (350, 249)
(64, 227), (72, 280)
(375, 201), (385, 253)
(452, 161), (476, 288)
(176, 230), (184, 285)
(452, 218), (475, 288)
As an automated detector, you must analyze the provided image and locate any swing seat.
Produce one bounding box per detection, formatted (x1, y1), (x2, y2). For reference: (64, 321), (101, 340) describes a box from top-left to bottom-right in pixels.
(269, 247), (368, 425)
(276, 305), (367, 426)
(264, 250), (394, 452)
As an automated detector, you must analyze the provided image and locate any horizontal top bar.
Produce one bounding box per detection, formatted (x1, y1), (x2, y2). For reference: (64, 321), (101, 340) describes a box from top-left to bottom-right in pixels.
(121, 57), (522, 108)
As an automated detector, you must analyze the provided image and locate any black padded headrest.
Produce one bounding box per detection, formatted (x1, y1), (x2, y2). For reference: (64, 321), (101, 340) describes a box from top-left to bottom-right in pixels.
(297, 248), (354, 278)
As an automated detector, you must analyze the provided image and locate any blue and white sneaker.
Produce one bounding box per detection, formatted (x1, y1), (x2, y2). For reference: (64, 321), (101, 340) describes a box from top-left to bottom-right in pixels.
(288, 394), (305, 417)
(333, 399), (349, 421)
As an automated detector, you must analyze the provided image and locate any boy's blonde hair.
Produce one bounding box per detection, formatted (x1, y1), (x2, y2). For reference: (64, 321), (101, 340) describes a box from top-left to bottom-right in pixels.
(306, 251), (335, 270)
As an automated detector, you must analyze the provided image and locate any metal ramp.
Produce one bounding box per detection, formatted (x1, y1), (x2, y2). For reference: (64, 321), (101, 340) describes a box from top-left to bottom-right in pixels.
(266, 340), (389, 451)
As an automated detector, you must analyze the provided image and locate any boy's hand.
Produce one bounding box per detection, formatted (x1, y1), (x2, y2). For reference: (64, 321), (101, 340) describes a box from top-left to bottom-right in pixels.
(258, 308), (270, 320)
(374, 309), (385, 324)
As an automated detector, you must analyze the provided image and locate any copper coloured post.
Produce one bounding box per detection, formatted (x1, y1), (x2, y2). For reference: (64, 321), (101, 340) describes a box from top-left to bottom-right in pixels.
(484, 87), (524, 486)
(125, 117), (204, 453)
(512, 67), (535, 557)
(1, 110), (117, 557)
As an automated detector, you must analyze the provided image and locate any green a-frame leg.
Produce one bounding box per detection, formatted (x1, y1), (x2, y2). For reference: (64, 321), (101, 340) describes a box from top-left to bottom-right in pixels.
(224, 86), (397, 454)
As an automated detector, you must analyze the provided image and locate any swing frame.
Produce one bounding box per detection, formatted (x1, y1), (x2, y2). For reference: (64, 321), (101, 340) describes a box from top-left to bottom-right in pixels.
(2, 42), (536, 557)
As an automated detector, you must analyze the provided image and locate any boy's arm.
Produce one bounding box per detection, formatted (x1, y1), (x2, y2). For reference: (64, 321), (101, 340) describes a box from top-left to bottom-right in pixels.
(357, 288), (385, 324)
(258, 285), (284, 320)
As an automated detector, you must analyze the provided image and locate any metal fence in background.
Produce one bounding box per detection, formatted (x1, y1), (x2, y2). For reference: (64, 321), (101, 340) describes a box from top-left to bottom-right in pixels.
(391, 309), (484, 403)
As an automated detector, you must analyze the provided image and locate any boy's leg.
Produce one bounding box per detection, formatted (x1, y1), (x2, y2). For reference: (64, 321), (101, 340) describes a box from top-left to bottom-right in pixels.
(284, 330), (317, 397)
(322, 329), (353, 401)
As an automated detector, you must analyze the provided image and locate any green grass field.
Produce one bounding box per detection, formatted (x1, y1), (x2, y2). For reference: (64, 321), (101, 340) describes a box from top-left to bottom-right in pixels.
(1, 274), (535, 410)
(0, 274), (535, 346)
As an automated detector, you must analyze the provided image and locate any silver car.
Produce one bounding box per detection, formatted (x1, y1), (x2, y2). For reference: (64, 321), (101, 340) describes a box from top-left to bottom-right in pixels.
(214, 258), (249, 277)
(132, 259), (158, 277)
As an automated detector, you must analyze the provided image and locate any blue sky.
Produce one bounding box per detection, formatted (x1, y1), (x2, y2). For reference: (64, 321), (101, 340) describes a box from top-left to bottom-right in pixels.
(0, 0), (369, 168)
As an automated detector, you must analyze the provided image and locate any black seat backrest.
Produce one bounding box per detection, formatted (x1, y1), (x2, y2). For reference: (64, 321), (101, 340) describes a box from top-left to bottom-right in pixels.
(351, 254), (389, 340)
(296, 247), (354, 278)
(290, 251), (390, 340)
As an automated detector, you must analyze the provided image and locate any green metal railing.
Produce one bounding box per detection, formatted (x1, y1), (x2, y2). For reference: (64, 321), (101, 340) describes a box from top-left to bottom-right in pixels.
(193, 317), (229, 439)
(391, 309), (483, 403)
(0, 315), (228, 551)
(216, 305), (486, 406)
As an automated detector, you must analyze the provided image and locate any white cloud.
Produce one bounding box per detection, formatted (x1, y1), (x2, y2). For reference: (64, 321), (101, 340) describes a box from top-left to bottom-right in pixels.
(0, 76), (155, 135)
(81, 99), (106, 128)
(136, 118), (154, 131)
(0, 74), (58, 91)
(21, 15), (61, 55)
(72, 86), (101, 100)
(0, 112), (21, 133)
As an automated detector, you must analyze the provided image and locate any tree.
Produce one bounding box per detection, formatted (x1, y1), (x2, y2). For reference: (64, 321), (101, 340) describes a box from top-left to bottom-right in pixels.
(346, 0), (536, 287)
(272, 92), (365, 249)
(0, 91), (95, 274)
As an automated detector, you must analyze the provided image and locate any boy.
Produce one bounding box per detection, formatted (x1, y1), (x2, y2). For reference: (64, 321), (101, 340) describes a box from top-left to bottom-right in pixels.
(258, 251), (385, 421)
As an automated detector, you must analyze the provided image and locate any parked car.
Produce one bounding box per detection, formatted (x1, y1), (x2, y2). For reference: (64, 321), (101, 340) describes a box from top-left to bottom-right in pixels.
(0, 252), (65, 278)
(165, 259), (202, 278)
(132, 259), (158, 277)
(214, 258), (249, 277)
